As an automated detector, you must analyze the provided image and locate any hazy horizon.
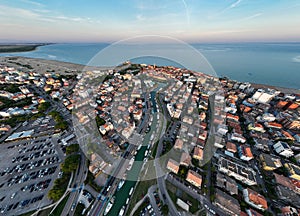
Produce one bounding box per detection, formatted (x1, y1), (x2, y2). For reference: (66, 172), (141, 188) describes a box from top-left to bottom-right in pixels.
(1, 0), (300, 43)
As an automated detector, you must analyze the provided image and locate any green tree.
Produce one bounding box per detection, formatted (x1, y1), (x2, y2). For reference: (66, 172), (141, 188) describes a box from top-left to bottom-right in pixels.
(38, 102), (51, 112)
(66, 144), (79, 155)
(61, 155), (80, 173)
(95, 115), (105, 127)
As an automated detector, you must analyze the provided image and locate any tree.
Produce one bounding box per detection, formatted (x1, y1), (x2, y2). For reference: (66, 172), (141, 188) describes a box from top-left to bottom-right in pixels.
(38, 102), (51, 112)
(95, 115), (105, 127)
(66, 144), (79, 155)
(161, 205), (169, 215)
(61, 155), (80, 173)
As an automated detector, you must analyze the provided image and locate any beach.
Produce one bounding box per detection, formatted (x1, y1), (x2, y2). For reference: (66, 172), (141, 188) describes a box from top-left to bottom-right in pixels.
(0, 56), (113, 75)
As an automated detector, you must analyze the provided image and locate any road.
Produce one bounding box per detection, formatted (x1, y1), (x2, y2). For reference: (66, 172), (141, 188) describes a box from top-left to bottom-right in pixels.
(147, 185), (162, 216)
(61, 153), (88, 216)
(166, 174), (224, 216)
(154, 92), (179, 216)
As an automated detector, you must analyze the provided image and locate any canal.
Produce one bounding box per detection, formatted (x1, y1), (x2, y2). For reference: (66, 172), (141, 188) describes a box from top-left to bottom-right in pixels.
(106, 93), (159, 216)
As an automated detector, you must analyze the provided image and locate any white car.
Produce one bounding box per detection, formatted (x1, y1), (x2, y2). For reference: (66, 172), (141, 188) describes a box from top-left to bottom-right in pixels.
(11, 192), (17, 199)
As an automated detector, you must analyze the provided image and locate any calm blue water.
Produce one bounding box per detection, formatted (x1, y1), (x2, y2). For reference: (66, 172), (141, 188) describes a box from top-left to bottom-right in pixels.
(1, 43), (300, 89)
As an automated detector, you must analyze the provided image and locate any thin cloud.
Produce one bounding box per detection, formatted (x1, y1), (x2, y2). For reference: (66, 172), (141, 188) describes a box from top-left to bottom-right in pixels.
(0, 4), (96, 24)
(20, 0), (44, 7)
(208, 0), (243, 19)
(222, 0), (243, 13)
(240, 13), (263, 21)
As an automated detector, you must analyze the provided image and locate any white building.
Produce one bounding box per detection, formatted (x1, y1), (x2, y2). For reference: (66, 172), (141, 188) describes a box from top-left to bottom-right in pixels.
(273, 141), (294, 158)
(252, 89), (275, 104)
(231, 133), (246, 143)
(261, 113), (276, 122)
(217, 124), (228, 136)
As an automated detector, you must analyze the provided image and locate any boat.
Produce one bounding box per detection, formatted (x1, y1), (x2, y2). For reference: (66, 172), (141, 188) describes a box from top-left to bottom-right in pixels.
(126, 198), (129, 204)
(104, 196), (115, 215)
(144, 150), (148, 157)
(118, 206), (125, 216)
(129, 187), (134, 196)
(127, 158), (134, 170)
(117, 179), (125, 191)
(137, 144), (142, 150)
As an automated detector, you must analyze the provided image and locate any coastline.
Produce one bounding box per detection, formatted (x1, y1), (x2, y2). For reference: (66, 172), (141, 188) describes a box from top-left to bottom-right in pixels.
(0, 56), (299, 94)
(0, 56), (114, 75)
(0, 44), (51, 53)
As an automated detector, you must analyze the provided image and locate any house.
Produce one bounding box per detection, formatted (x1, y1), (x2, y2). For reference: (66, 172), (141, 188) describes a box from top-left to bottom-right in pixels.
(259, 154), (282, 171)
(281, 206), (299, 216)
(274, 173), (298, 193)
(174, 138), (184, 150)
(216, 172), (238, 195)
(264, 122), (283, 129)
(0, 124), (11, 132)
(180, 152), (191, 167)
(193, 146), (203, 160)
(248, 123), (266, 133)
(231, 132), (246, 143)
(214, 188), (240, 216)
(273, 141), (294, 158)
(254, 138), (270, 152)
(186, 170), (202, 188)
(243, 188), (268, 211)
(166, 159), (180, 174)
(285, 163), (300, 181)
(214, 135), (225, 148)
(217, 124), (228, 136)
(238, 145), (254, 161)
(261, 113), (276, 122)
(226, 142), (237, 153)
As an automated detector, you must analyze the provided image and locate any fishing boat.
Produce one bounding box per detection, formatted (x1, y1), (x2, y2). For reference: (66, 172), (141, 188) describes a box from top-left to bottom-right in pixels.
(127, 157), (134, 170)
(129, 187), (134, 196)
(104, 196), (115, 215)
(117, 179), (125, 191)
(118, 205), (125, 216)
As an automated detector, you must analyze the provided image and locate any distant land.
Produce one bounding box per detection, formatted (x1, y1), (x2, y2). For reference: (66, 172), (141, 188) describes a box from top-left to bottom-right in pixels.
(0, 44), (50, 53)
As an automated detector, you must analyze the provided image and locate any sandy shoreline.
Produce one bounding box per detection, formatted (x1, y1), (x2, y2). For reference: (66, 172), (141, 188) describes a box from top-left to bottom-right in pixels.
(0, 56), (114, 75)
(0, 56), (299, 94)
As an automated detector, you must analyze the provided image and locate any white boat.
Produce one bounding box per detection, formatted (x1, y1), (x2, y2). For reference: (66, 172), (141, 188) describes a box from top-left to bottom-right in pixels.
(137, 144), (142, 150)
(127, 158), (135, 171)
(144, 150), (148, 157)
(117, 179), (125, 191)
(126, 198), (129, 204)
(118, 206), (125, 216)
(104, 197), (115, 215)
(129, 187), (134, 196)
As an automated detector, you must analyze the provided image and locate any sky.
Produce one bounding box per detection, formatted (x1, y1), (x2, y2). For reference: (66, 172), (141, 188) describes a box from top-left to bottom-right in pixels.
(0, 0), (300, 43)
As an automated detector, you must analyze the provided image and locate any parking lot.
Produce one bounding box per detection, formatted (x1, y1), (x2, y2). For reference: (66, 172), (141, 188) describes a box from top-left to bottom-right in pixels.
(0, 130), (65, 215)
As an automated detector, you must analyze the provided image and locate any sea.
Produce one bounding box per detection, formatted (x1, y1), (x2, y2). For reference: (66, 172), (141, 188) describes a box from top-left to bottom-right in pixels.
(0, 42), (300, 89)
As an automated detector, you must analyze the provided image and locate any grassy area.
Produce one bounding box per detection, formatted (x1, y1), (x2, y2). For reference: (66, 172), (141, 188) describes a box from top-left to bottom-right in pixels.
(37, 207), (53, 216)
(74, 203), (85, 216)
(132, 198), (150, 216)
(166, 181), (199, 214)
(17, 210), (36, 216)
(0, 44), (44, 53)
(151, 140), (159, 158)
(127, 179), (157, 215)
(84, 171), (103, 192)
(49, 193), (70, 216)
